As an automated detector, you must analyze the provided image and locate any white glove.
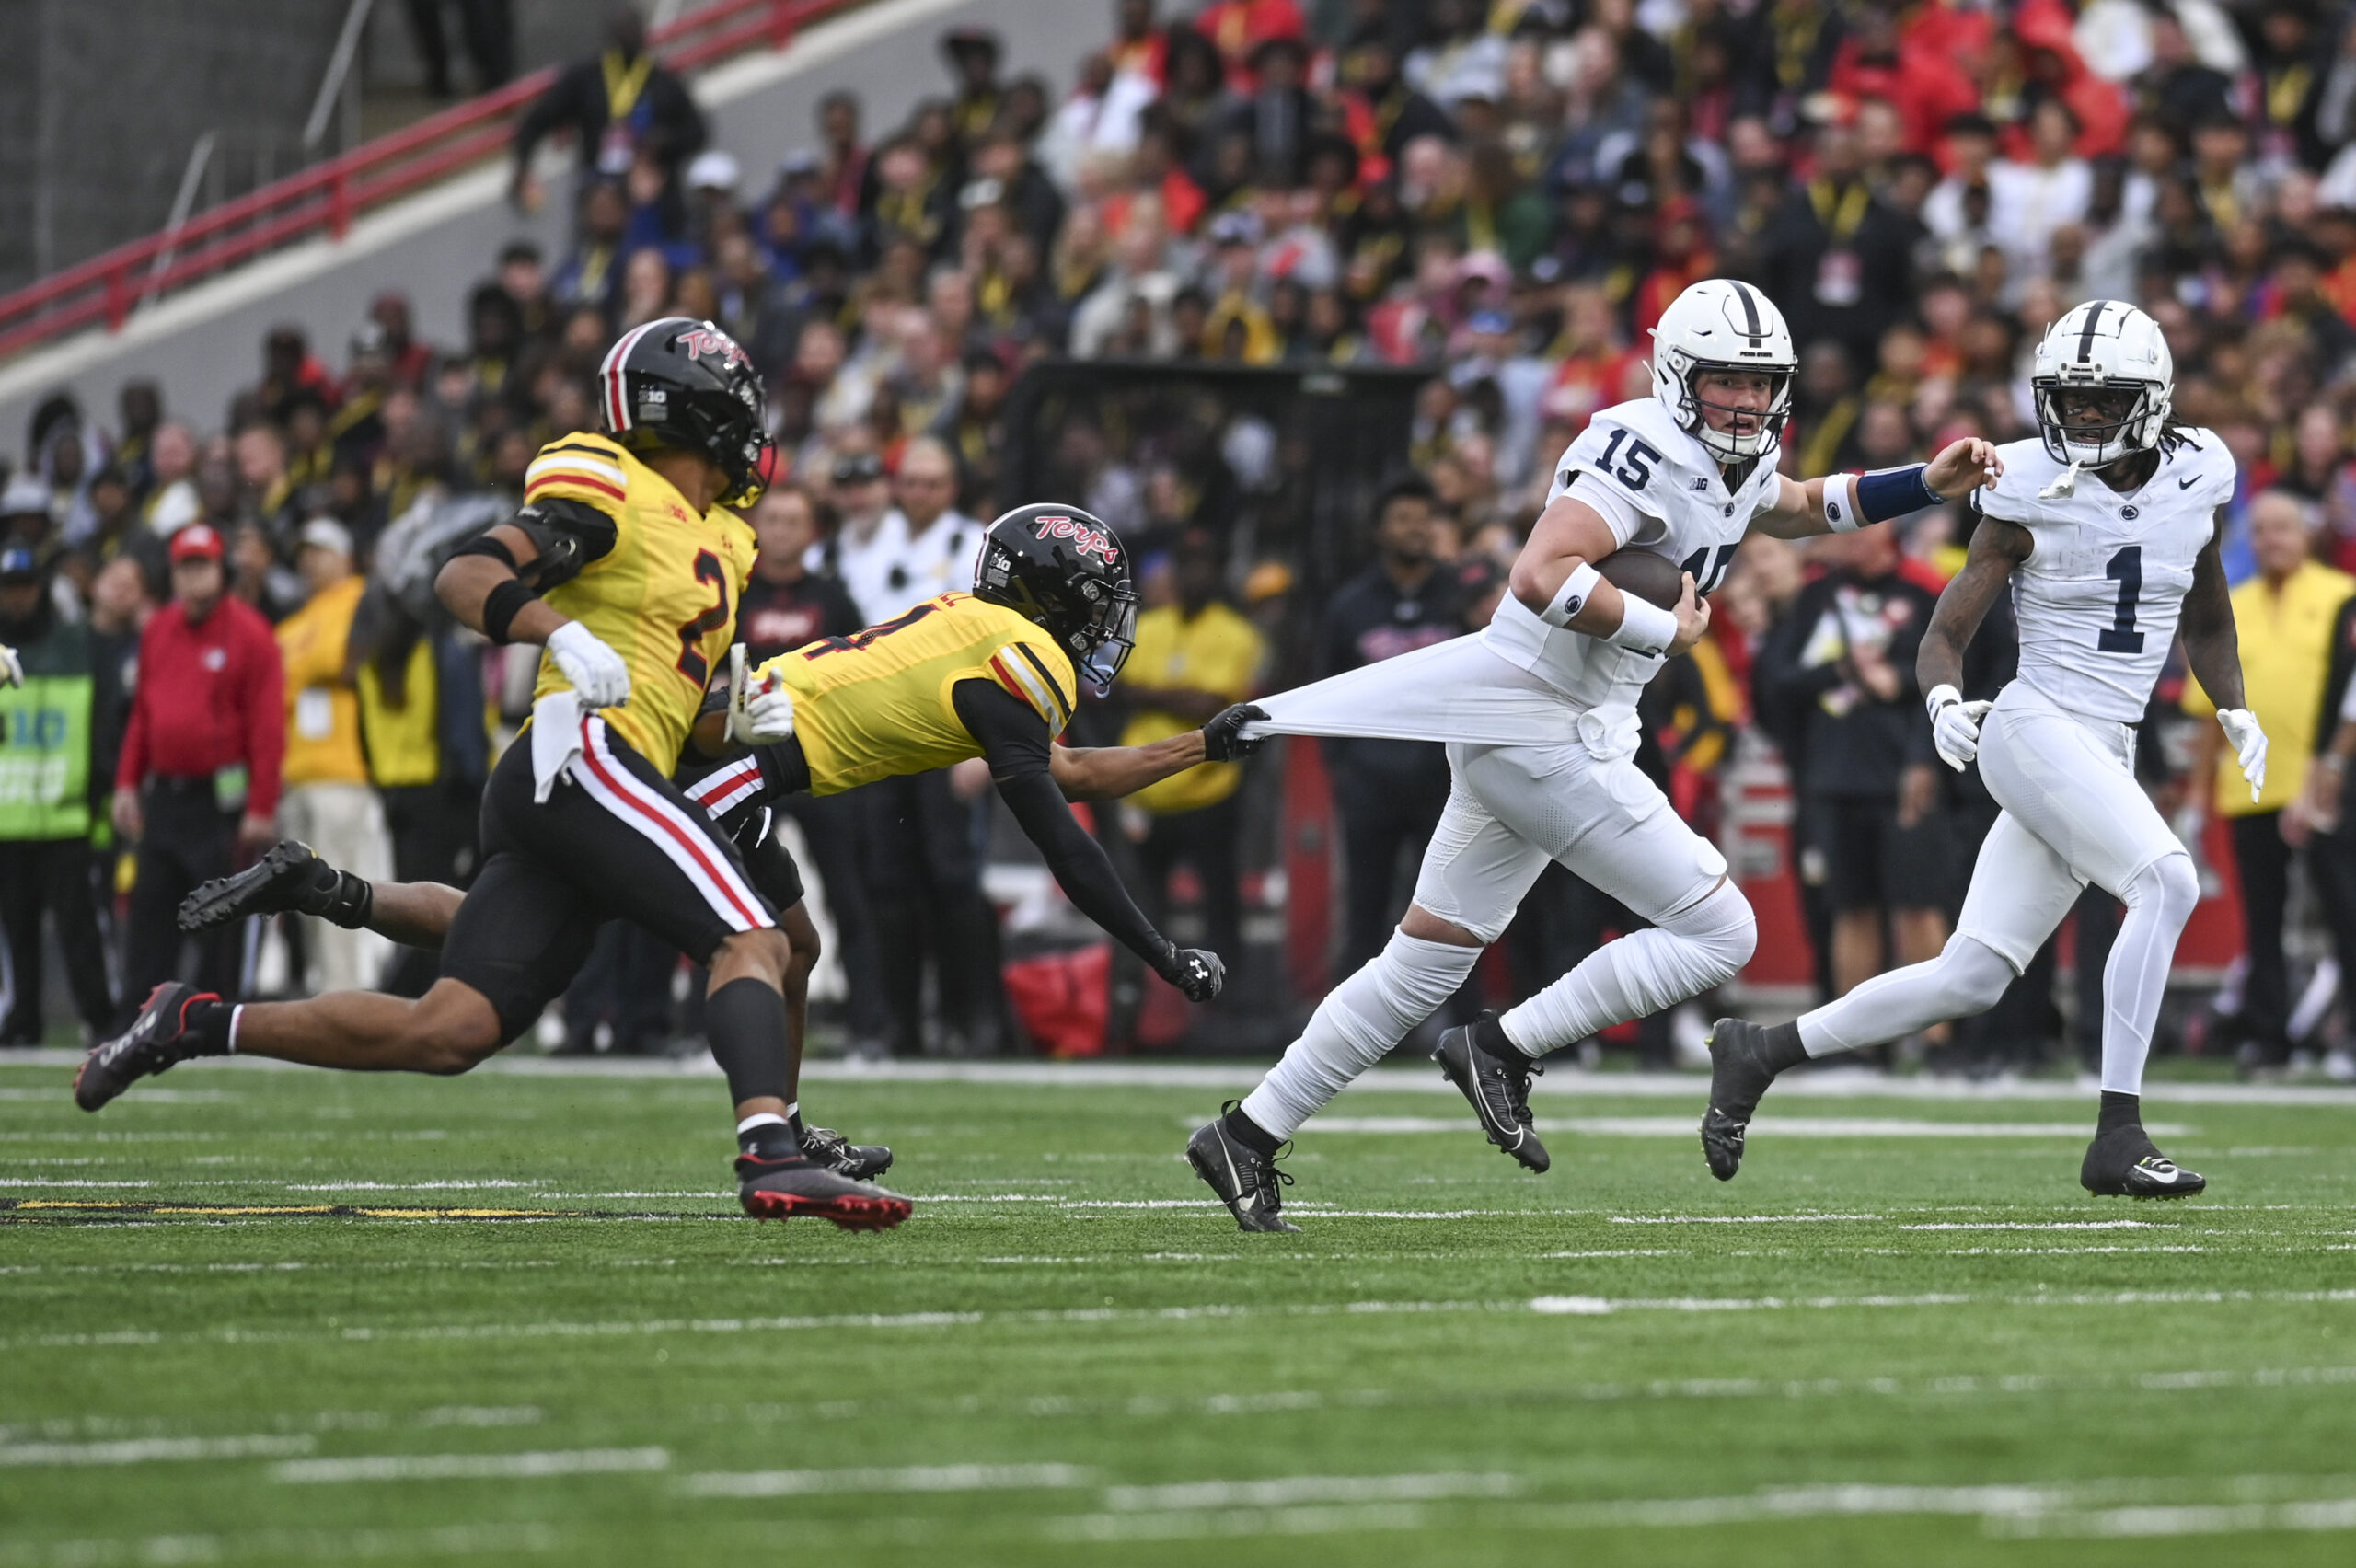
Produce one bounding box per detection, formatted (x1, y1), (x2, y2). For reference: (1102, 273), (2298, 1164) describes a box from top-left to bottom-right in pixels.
(0, 644), (20, 687)
(2218, 708), (2269, 802)
(546, 620), (631, 709)
(742, 678), (796, 743)
(1924, 684), (1993, 772)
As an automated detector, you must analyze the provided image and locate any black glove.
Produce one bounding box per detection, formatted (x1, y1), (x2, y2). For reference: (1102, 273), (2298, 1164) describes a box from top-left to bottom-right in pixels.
(1156, 942), (1226, 1002)
(1202, 703), (1269, 763)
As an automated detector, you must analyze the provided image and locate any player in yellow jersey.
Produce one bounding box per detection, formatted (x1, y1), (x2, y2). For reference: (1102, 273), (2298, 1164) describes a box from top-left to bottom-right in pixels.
(170, 502), (1268, 1178)
(78, 318), (911, 1229)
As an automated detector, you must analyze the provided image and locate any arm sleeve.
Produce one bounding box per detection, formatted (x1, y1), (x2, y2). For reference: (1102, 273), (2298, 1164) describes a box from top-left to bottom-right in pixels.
(953, 679), (1169, 964)
(508, 495), (621, 587)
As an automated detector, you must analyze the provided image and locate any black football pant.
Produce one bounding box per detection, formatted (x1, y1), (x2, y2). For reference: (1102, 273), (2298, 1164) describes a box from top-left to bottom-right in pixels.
(2229, 811), (2292, 1060)
(1133, 792), (1243, 968)
(121, 779), (242, 1013)
(0, 837), (116, 1043)
(858, 769), (1001, 1055)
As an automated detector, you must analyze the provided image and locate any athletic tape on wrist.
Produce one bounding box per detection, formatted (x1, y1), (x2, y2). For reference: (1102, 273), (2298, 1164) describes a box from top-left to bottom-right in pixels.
(1605, 593), (1680, 654)
(1821, 473), (1862, 533)
(1540, 561), (1602, 628)
(1924, 682), (1962, 721)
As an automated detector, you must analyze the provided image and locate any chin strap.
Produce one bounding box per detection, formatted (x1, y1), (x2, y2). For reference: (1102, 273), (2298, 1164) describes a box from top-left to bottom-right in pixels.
(2039, 459), (2083, 500)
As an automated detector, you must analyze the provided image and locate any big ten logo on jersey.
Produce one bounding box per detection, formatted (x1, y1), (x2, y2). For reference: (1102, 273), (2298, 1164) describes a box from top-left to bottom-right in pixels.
(1033, 514), (1119, 565)
(677, 327), (749, 369)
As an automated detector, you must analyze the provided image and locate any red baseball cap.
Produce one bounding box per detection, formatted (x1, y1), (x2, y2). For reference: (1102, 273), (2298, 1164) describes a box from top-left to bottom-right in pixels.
(169, 524), (225, 563)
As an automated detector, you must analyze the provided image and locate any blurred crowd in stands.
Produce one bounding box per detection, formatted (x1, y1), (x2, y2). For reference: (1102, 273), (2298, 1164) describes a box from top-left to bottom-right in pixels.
(6, 0), (2356, 1078)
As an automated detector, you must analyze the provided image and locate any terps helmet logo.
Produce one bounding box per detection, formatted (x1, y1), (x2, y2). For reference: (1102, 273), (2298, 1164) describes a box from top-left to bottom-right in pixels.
(1032, 513), (1120, 564)
(676, 328), (749, 369)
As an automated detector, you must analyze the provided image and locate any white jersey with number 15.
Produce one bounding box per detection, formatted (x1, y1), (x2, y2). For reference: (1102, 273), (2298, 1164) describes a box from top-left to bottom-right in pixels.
(1484, 397), (1780, 719)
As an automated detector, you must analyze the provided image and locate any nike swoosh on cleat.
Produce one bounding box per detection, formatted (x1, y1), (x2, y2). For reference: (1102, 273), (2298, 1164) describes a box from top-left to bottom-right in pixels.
(2137, 1162), (2187, 1184)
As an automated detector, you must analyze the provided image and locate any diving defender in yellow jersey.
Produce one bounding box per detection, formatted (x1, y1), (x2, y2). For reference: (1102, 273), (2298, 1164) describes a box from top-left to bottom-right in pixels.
(163, 497), (1269, 1196)
(79, 318), (916, 1229)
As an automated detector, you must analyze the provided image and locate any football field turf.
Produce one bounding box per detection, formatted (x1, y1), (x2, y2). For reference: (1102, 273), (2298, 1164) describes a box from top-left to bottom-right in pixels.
(5, 1053), (2356, 1566)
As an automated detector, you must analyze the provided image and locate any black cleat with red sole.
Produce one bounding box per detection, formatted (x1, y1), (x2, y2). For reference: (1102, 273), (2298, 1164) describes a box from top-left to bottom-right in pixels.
(735, 1153), (912, 1229)
(75, 984), (220, 1112)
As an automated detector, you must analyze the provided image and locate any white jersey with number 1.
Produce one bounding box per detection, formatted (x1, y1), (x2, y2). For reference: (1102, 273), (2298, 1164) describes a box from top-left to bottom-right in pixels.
(1483, 397), (1782, 721)
(1975, 427), (2235, 723)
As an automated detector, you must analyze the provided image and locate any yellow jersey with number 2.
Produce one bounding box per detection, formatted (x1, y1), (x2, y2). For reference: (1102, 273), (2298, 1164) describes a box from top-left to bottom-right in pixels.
(758, 591), (1076, 793)
(521, 432), (756, 769)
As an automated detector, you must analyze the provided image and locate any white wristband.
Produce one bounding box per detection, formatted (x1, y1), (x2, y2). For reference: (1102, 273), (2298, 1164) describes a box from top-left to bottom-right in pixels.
(1923, 682), (1961, 720)
(1605, 594), (1679, 653)
(1822, 473), (1863, 533)
(1540, 562), (1601, 628)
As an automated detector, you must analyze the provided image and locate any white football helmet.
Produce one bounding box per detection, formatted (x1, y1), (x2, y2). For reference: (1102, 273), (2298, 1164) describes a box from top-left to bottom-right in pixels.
(2032, 299), (2174, 469)
(1648, 278), (1796, 461)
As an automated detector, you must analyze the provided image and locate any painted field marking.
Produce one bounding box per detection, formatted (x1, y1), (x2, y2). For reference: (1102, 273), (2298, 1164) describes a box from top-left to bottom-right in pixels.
(681, 1463), (1093, 1497)
(274, 1447), (668, 1483)
(1104, 1473), (1518, 1511)
(1307, 1116), (2189, 1138)
(0, 1434), (316, 1468)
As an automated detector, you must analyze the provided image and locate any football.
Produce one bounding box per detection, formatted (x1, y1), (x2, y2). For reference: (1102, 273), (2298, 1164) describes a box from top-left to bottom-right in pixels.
(1595, 546), (1689, 610)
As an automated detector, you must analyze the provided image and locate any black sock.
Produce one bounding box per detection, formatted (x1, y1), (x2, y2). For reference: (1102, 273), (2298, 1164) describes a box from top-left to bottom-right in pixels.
(1222, 1103), (1281, 1156)
(1473, 1012), (1517, 1059)
(185, 998), (237, 1056)
(319, 871), (375, 931)
(737, 1118), (799, 1160)
(705, 976), (791, 1110)
(1759, 1020), (1808, 1074)
(2097, 1090), (2141, 1136)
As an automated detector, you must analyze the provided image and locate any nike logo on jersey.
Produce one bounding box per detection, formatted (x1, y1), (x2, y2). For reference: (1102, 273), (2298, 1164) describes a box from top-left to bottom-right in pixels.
(2178, 477), (2197, 490)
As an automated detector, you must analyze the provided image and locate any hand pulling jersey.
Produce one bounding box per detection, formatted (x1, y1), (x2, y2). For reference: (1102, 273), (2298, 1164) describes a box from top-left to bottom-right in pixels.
(521, 432), (757, 768)
(1483, 397), (1782, 725)
(1974, 428), (2235, 722)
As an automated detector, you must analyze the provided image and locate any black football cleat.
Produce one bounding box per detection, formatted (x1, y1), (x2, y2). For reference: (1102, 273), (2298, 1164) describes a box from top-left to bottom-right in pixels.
(1186, 1104), (1299, 1232)
(735, 1153), (912, 1229)
(800, 1123), (894, 1182)
(178, 840), (362, 932)
(2081, 1125), (2206, 1200)
(1432, 1017), (1549, 1172)
(75, 984), (218, 1112)
(1701, 1017), (1786, 1182)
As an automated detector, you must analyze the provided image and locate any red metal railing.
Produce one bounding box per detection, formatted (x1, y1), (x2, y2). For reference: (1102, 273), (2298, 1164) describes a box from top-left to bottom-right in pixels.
(0, 0), (862, 363)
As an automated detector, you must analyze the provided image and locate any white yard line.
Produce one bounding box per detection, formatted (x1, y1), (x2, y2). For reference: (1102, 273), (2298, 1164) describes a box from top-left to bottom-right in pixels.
(1104, 1473), (1517, 1510)
(0, 1523), (557, 1566)
(0, 1434), (316, 1467)
(6, 1050), (2354, 1106)
(274, 1447), (668, 1483)
(1308, 1116), (2191, 1137)
(680, 1462), (1093, 1497)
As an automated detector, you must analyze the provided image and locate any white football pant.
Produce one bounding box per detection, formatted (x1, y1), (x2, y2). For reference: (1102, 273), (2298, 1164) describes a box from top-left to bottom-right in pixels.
(1798, 680), (2198, 1093)
(1241, 736), (1754, 1139)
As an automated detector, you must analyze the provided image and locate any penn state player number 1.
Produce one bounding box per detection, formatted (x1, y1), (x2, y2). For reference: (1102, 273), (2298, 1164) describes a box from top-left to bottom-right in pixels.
(2099, 545), (2144, 653)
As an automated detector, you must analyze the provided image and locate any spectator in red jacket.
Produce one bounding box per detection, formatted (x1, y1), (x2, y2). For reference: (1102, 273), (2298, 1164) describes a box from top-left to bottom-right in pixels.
(111, 524), (283, 1009)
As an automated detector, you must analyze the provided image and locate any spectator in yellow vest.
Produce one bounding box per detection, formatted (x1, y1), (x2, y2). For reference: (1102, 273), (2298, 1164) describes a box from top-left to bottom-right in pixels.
(274, 518), (389, 995)
(2184, 490), (2356, 1067)
(1118, 531), (1265, 966)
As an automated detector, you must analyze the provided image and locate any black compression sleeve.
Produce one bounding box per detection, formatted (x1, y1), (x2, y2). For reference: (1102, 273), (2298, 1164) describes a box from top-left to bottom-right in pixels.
(993, 767), (1170, 967)
(951, 678), (1054, 780)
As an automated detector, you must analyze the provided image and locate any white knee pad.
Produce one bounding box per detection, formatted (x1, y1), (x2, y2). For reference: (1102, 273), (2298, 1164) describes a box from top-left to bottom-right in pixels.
(2126, 851), (2200, 927)
(1939, 934), (2018, 1013)
(1658, 878), (1758, 988)
(1240, 931), (1481, 1139)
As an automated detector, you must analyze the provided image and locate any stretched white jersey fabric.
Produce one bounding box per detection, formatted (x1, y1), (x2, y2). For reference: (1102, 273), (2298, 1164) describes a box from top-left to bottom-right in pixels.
(1978, 428), (2234, 722)
(1245, 398), (1778, 755)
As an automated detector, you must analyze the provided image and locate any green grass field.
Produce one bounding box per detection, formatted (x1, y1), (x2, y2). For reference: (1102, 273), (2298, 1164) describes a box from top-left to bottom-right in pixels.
(5, 1051), (2356, 1567)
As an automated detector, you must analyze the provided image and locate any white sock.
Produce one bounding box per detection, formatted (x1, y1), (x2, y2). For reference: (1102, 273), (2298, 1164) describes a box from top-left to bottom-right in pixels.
(1796, 934), (2016, 1057)
(736, 1112), (789, 1136)
(225, 1004), (244, 1055)
(1498, 880), (1755, 1057)
(2100, 853), (2199, 1094)
(1239, 931), (1481, 1139)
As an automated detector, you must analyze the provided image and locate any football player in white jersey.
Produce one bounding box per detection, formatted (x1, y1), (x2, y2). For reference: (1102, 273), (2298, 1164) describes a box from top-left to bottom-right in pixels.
(1185, 278), (2004, 1230)
(1703, 299), (2264, 1201)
